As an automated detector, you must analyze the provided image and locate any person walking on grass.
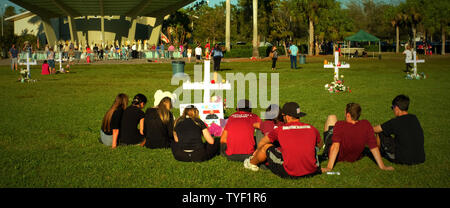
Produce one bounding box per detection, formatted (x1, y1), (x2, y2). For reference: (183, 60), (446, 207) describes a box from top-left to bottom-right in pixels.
(143, 95), (175, 149)
(320, 103), (394, 173)
(289, 42), (299, 69)
(244, 102), (322, 179)
(9, 44), (19, 71)
(195, 44), (202, 64)
(119, 94), (147, 146)
(373, 95), (425, 165)
(220, 99), (261, 161)
(172, 105), (220, 162)
(211, 44), (224, 71)
(270, 46), (278, 71)
(100, 93), (129, 149)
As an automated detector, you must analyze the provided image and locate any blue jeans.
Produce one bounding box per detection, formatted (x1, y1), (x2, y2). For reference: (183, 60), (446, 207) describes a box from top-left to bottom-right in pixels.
(290, 55), (297, 69)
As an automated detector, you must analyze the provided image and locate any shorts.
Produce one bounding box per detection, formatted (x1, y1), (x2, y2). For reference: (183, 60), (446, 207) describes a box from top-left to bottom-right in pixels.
(99, 129), (113, 146)
(11, 58), (18, 65)
(378, 132), (396, 162)
(266, 146), (321, 179)
(48, 60), (55, 68)
(172, 141), (219, 162)
(196, 55), (201, 60)
(322, 126), (334, 156)
(220, 143), (252, 162)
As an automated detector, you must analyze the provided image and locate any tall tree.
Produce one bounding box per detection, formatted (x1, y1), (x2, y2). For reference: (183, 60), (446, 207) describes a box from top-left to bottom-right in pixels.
(424, 0), (449, 55)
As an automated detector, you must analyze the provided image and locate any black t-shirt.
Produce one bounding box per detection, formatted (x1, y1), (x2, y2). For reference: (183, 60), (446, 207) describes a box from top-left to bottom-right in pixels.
(143, 108), (174, 148)
(381, 114), (425, 164)
(119, 105), (145, 145)
(174, 118), (207, 149)
(103, 108), (124, 135)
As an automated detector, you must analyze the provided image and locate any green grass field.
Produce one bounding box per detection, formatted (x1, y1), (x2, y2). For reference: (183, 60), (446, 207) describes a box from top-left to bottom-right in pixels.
(0, 53), (449, 188)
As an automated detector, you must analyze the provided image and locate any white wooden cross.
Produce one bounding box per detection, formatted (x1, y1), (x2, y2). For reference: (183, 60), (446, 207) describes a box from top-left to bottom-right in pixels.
(55, 52), (65, 72)
(19, 52), (37, 78)
(324, 51), (350, 80)
(406, 51), (425, 76)
(182, 59), (231, 103)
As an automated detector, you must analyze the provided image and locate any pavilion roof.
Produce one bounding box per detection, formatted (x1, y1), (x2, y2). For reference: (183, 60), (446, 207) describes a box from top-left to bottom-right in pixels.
(9, 0), (194, 19)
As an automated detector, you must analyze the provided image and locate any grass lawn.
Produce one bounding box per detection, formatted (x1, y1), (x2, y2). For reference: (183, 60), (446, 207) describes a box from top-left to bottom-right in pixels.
(0, 53), (449, 188)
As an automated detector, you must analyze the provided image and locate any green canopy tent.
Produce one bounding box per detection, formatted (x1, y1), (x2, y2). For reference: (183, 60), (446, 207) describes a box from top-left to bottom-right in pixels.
(344, 30), (381, 58)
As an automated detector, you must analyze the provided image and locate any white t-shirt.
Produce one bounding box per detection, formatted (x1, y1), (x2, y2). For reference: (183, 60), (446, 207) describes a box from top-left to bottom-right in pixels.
(403, 49), (412, 61)
(195, 47), (202, 56)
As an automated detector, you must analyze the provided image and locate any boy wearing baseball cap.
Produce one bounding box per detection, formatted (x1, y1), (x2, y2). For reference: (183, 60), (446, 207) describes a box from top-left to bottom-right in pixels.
(244, 102), (322, 178)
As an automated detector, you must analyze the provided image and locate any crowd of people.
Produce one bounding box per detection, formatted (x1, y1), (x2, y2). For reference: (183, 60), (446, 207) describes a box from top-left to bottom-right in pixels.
(100, 92), (425, 179)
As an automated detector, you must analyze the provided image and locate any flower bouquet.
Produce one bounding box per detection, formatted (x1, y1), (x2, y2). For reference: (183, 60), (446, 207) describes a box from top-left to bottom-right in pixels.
(325, 75), (351, 93)
(405, 72), (427, 80)
(19, 69), (29, 82)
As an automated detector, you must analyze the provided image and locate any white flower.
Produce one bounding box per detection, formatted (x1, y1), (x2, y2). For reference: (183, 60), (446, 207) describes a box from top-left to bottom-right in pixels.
(341, 75), (344, 78)
(324, 84), (329, 89)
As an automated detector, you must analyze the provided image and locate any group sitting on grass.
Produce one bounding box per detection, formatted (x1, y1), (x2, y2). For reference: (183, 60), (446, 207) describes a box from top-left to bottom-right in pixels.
(100, 93), (425, 179)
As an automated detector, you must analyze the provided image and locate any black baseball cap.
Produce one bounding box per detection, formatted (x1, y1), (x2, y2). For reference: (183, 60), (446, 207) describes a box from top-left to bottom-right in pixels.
(281, 102), (306, 118)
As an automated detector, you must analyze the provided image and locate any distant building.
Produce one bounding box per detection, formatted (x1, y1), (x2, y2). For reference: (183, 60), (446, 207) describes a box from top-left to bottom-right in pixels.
(6, 0), (195, 49)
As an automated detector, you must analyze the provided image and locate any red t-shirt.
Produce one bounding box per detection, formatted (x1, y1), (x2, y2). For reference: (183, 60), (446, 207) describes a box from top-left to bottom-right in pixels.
(331, 120), (378, 162)
(268, 121), (321, 177)
(224, 111), (261, 155)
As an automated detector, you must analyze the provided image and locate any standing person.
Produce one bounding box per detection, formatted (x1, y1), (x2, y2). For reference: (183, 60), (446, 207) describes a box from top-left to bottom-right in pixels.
(270, 46), (278, 71)
(119, 94), (147, 146)
(211, 44), (224, 72)
(320, 103), (394, 173)
(205, 41), (211, 59)
(151, 44), (156, 59)
(220, 99), (261, 161)
(168, 44), (175, 59)
(373, 95), (425, 165)
(195, 44), (202, 63)
(48, 47), (56, 74)
(9, 44), (19, 71)
(100, 93), (129, 148)
(160, 43), (165, 59)
(179, 44), (184, 58)
(86, 45), (92, 63)
(143, 96), (175, 149)
(289, 42), (299, 69)
(403, 44), (413, 73)
(244, 102), (322, 178)
(172, 105), (220, 162)
(187, 46), (192, 63)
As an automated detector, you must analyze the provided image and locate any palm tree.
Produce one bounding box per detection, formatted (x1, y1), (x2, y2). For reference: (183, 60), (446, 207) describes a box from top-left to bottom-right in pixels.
(402, 0), (423, 50)
(252, 0), (259, 57)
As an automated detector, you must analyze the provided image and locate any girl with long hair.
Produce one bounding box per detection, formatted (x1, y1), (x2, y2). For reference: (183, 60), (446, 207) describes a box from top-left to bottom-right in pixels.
(171, 105), (219, 162)
(119, 93), (147, 146)
(143, 97), (175, 148)
(100, 93), (128, 148)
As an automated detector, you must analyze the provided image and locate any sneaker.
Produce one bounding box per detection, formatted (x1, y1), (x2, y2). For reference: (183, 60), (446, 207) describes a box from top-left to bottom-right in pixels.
(244, 157), (259, 171)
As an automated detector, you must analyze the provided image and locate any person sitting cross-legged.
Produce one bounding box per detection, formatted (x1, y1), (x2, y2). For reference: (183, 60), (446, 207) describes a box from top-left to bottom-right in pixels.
(220, 99), (261, 161)
(244, 102), (322, 179)
(321, 103), (394, 173)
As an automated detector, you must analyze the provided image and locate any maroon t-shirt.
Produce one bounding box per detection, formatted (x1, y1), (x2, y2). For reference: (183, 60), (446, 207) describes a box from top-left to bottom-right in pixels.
(331, 120), (378, 162)
(268, 121), (321, 177)
(224, 111), (261, 155)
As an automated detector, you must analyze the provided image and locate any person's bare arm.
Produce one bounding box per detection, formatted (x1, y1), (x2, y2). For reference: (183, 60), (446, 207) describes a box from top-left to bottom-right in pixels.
(173, 131), (179, 143)
(370, 147), (394, 171)
(321, 143), (340, 173)
(253, 122), (260, 129)
(112, 129), (119, 149)
(202, 129), (215, 144)
(220, 130), (228, 144)
(373, 125), (383, 134)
